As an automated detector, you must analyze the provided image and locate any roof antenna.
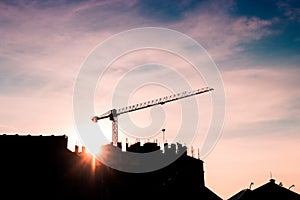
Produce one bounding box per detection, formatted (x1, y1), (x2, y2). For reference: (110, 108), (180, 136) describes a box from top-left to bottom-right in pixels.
(162, 128), (166, 144)
(249, 182), (254, 190)
(289, 185), (295, 190)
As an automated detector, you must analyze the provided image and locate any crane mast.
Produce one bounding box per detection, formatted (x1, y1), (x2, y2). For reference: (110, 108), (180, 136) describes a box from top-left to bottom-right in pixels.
(92, 86), (214, 146)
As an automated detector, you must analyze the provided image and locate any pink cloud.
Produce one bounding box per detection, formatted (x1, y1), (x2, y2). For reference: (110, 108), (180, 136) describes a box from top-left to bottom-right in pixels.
(222, 67), (300, 135)
(278, 1), (300, 22)
(172, 9), (277, 61)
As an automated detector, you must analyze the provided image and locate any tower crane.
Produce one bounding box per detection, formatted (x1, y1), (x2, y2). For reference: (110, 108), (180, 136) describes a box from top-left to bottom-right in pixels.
(92, 86), (214, 146)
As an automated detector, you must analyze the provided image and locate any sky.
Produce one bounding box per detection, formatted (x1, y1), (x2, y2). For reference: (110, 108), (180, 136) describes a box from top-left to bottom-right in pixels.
(0, 0), (300, 198)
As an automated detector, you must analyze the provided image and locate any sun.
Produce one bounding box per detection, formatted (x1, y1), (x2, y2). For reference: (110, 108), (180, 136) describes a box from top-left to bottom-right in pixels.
(77, 122), (112, 156)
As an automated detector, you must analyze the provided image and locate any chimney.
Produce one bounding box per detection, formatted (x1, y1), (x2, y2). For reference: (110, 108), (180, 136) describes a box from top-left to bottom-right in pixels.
(75, 145), (79, 154)
(82, 146), (86, 154)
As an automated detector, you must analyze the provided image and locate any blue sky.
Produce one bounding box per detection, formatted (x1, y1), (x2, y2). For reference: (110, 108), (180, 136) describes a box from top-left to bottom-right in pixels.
(0, 0), (300, 198)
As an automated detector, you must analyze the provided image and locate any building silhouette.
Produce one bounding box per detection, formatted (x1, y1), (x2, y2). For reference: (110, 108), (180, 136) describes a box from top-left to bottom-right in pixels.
(228, 178), (300, 200)
(2, 134), (299, 199)
(0, 134), (222, 199)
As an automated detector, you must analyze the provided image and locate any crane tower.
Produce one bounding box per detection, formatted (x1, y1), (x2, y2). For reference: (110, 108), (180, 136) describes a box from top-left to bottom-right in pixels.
(92, 86), (213, 146)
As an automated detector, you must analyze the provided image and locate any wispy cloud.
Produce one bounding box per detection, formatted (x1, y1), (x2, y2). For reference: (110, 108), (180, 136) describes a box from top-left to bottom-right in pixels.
(223, 67), (300, 138)
(278, 0), (300, 22)
(171, 3), (278, 62)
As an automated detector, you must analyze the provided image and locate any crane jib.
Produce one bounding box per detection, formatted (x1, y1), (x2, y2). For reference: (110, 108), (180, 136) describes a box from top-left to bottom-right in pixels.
(94, 87), (213, 120)
(92, 86), (214, 145)
(115, 87), (213, 116)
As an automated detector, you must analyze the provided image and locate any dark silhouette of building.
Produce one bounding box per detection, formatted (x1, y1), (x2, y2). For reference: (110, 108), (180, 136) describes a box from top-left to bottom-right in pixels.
(0, 134), (222, 199)
(228, 178), (300, 200)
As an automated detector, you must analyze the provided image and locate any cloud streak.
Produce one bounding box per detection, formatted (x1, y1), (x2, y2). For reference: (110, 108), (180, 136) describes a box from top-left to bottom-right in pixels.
(223, 67), (300, 138)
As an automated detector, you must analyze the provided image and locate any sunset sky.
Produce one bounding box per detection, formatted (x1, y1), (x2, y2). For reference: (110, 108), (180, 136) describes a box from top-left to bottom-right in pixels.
(0, 0), (300, 199)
